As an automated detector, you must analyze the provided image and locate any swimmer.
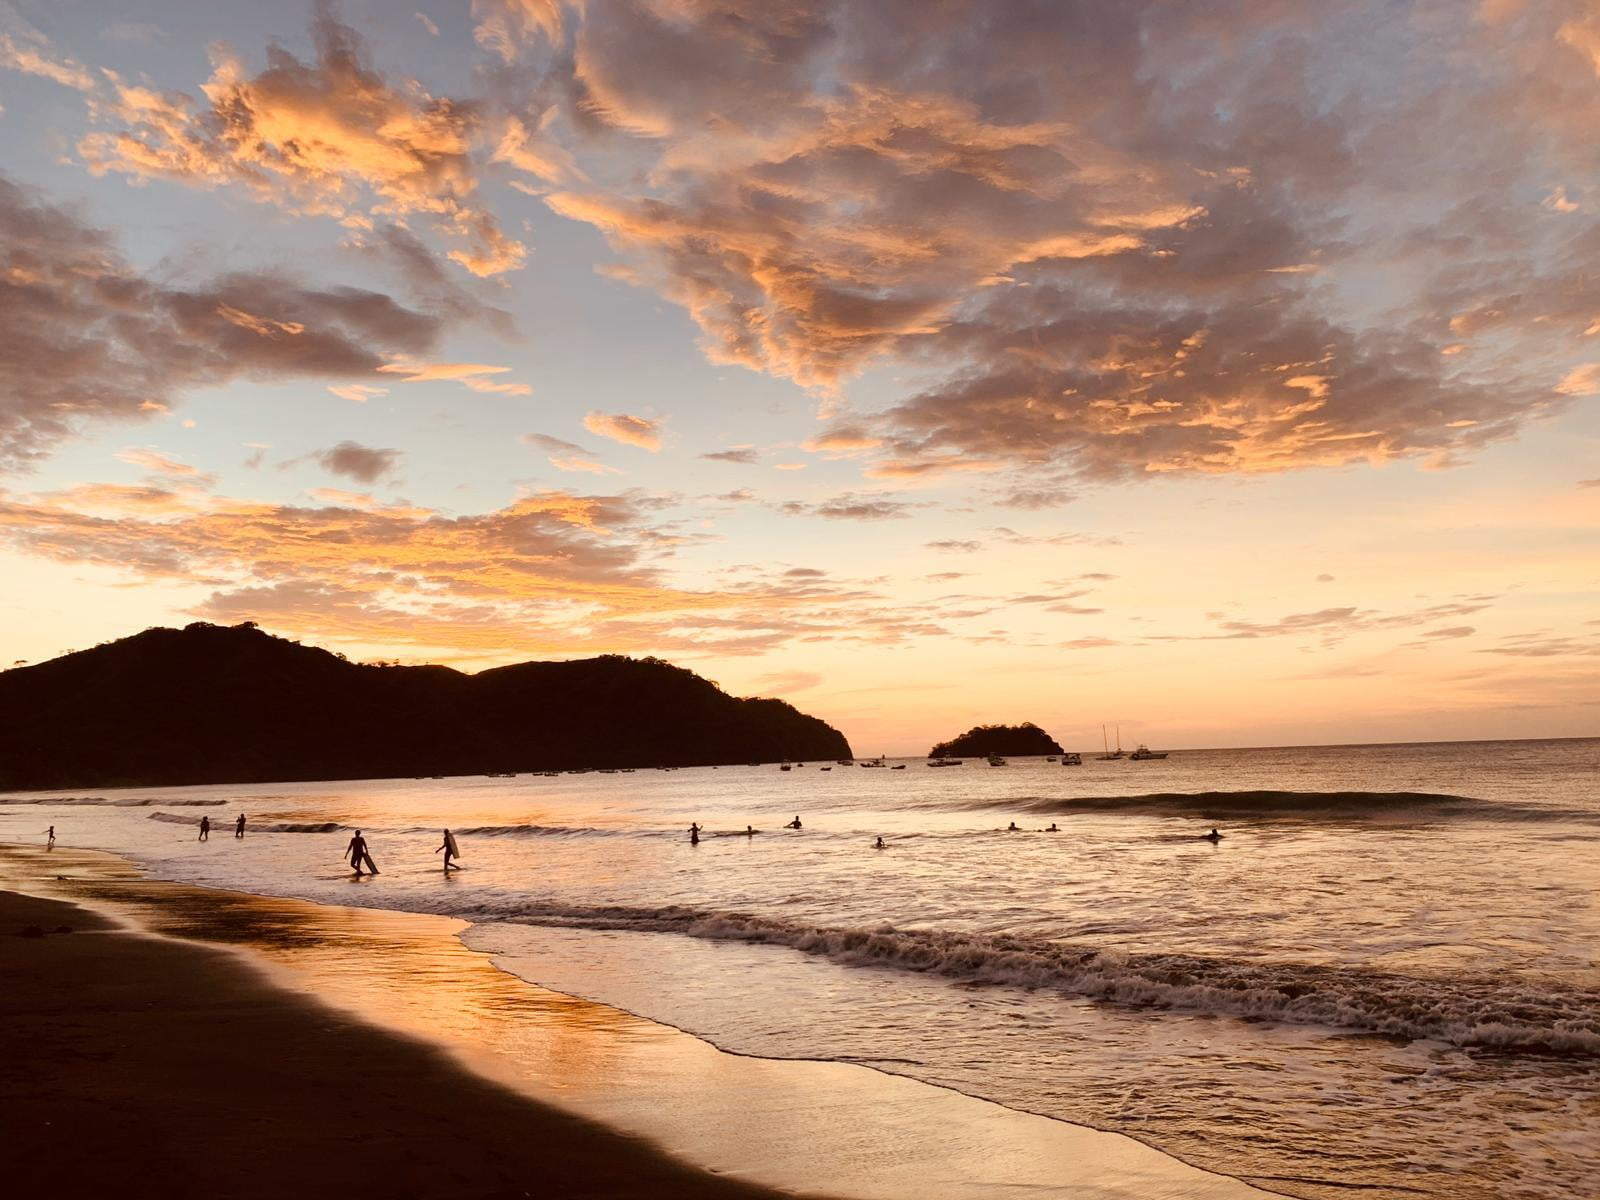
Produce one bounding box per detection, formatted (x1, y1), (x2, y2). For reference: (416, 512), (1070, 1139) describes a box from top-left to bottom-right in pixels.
(1203, 828), (1223, 842)
(1007, 821), (1020, 832)
(1044, 823), (1059, 832)
(786, 815), (803, 829)
(745, 825), (757, 836)
(873, 836), (886, 850)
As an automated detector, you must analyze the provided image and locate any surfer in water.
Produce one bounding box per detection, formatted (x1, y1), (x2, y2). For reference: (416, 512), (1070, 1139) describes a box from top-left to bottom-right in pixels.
(235, 813), (246, 839)
(1006, 821), (1020, 832)
(1044, 823), (1059, 832)
(873, 836), (886, 850)
(346, 829), (374, 876)
(745, 825), (757, 836)
(786, 815), (803, 829)
(45, 825), (55, 848)
(198, 815), (210, 842)
(435, 829), (461, 871)
(690, 826), (700, 845)
(1203, 828), (1223, 842)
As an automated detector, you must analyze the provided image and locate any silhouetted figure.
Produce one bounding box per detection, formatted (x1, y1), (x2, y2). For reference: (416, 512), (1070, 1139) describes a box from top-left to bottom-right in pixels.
(235, 813), (246, 839)
(689, 822), (703, 836)
(198, 816), (210, 842)
(874, 836), (886, 850)
(1203, 828), (1223, 842)
(346, 830), (378, 875)
(1045, 823), (1059, 832)
(436, 829), (461, 871)
(690, 827), (700, 845)
(745, 825), (756, 836)
(1007, 821), (1020, 832)
(786, 815), (803, 829)
(45, 825), (55, 848)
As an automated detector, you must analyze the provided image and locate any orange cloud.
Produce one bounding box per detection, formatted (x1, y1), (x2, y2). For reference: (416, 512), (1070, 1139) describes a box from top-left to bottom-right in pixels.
(76, 10), (525, 276)
(584, 411), (663, 451)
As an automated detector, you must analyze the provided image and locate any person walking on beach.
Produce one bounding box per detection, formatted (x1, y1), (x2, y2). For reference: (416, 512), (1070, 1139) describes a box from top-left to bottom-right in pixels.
(198, 816), (210, 842)
(235, 813), (246, 839)
(346, 829), (373, 875)
(45, 825), (55, 849)
(435, 829), (461, 872)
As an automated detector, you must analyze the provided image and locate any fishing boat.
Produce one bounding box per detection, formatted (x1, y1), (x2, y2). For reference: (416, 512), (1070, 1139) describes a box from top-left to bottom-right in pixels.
(860, 756), (888, 768)
(1129, 744), (1169, 760)
(987, 754), (1007, 767)
(1061, 752), (1082, 766)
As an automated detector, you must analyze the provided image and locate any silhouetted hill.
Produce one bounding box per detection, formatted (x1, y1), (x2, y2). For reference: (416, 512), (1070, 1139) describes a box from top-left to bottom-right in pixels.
(927, 722), (1064, 758)
(0, 623), (852, 790)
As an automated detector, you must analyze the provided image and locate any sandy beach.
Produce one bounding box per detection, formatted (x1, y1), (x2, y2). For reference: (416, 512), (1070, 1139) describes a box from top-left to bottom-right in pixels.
(0, 883), (793, 1199)
(1, 844), (1272, 1200)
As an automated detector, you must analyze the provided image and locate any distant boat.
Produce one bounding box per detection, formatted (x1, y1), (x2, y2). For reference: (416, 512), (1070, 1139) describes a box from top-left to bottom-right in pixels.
(1061, 752), (1082, 766)
(927, 757), (963, 767)
(820, 766), (831, 771)
(987, 754), (1007, 767)
(860, 757), (888, 768)
(1045, 756), (1057, 762)
(1129, 744), (1169, 760)
(780, 762), (793, 771)
(1097, 723), (1124, 761)
(836, 759), (853, 766)
(891, 763), (906, 770)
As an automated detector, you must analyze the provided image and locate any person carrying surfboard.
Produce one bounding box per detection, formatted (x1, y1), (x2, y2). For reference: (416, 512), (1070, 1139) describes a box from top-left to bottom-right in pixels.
(346, 830), (378, 876)
(436, 828), (462, 872)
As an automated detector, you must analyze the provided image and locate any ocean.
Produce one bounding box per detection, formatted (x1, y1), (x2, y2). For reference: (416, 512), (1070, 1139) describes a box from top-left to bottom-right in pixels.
(4, 738), (1597, 1200)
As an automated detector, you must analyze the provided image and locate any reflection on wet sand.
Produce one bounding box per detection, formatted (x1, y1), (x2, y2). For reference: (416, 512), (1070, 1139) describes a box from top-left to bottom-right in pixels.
(13, 846), (1268, 1200)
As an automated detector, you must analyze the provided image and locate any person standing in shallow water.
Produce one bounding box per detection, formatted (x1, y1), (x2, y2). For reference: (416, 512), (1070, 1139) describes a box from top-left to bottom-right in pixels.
(198, 816), (210, 842)
(435, 829), (461, 872)
(346, 829), (369, 875)
(235, 813), (246, 839)
(45, 825), (55, 848)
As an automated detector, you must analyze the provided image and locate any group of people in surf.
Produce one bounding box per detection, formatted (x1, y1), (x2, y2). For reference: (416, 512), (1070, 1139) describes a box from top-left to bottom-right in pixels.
(341, 828), (464, 876)
(685, 815), (1222, 847)
(191, 813), (250, 842)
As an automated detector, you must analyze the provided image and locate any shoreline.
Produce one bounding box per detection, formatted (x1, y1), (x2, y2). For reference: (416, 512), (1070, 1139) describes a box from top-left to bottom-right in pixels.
(1, 843), (1274, 1200)
(1, 858), (799, 1200)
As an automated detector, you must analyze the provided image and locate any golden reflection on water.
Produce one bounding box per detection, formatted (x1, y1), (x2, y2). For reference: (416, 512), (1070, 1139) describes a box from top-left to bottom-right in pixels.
(2, 845), (1269, 1200)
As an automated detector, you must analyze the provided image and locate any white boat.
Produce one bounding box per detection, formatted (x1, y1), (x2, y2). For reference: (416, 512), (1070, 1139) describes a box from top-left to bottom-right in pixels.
(1129, 744), (1168, 760)
(987, 754), (1007, 767)
(927, 757), (963, 767)
(1061, 752), (1082, 766)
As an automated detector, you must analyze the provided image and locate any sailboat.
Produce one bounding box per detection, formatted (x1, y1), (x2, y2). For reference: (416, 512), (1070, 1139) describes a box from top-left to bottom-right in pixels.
(1097, 723), (1125, 760)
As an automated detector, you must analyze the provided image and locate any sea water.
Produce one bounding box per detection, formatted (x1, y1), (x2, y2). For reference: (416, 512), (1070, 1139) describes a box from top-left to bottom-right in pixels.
(4, 738), (1596, 1200)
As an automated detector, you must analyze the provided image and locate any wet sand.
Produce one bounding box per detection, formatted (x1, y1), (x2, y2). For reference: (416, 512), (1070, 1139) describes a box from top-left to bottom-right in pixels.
(0, 888), (794, 1199)
(1, 845), (1271, 1200)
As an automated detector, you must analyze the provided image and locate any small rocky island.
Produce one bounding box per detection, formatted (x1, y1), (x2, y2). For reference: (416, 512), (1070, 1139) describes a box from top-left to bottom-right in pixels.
(927, 722), (1065, 758)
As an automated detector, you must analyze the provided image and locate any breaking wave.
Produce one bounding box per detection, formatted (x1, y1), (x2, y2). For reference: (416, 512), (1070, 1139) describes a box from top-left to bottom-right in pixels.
(936, 790), (1592, 823)
(2, 795), (226, 807)
(458, 900), (1600, 1056)
(146, 812), (347, 833)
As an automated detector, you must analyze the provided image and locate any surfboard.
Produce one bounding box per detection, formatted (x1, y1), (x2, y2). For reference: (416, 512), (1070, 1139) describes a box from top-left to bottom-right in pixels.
(362, 850), (380, 874)
(444, 831), (460, 858)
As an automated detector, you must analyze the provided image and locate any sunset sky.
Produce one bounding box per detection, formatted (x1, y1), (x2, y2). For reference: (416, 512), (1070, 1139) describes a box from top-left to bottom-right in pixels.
(0, 0), (1595, 753)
